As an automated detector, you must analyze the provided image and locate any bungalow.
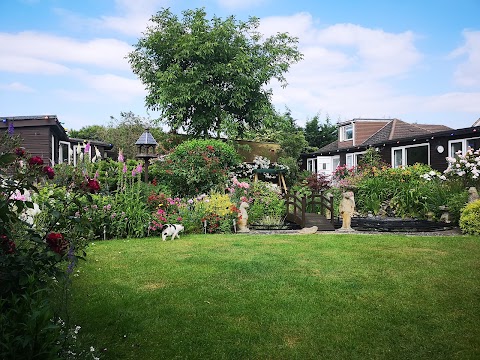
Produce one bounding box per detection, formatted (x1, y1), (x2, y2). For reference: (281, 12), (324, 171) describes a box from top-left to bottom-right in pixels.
(0, 115), (114, 165)
(302, 118), (480, 176)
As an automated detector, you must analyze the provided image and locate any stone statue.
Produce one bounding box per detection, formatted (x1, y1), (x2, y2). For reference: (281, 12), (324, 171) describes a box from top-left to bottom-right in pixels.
(339, 191), (355, 231)
(237, 201), (250, 233)
(468, 187), (479, 203)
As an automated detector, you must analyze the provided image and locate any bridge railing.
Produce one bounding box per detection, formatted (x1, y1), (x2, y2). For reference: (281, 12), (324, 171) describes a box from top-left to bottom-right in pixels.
(285, 192), (334, 228)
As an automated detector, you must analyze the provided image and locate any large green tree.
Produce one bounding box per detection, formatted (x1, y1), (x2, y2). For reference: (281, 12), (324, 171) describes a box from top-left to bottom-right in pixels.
(128, 8), (303, 137)
(304, 113), (337, 150)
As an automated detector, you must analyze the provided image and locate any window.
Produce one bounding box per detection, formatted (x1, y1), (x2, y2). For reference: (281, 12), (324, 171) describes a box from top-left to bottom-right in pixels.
(340, 124), (353, 141)
(307, 158), (316, 173)
(332, 156), (340, 171)
(392, 144), (429, 168)
(346, 154), (354, 168)
(448, 137), (480, 157)
(59, 141), (71, 164)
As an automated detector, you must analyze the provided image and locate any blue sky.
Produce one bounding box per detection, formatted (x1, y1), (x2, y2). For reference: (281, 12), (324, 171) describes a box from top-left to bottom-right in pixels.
(1, 0), (479, 131)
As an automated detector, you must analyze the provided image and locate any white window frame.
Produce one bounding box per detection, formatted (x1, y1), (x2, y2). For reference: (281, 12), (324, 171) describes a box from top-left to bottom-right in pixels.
(391, 143), (430, 168)
(448, 136), (480, 157)
(307, 158), (317, 173)
(59, 141), (72, 164)
(340, 123), (354, 142)
(345, 151), (364, 168)
(332, 155), (340, 172)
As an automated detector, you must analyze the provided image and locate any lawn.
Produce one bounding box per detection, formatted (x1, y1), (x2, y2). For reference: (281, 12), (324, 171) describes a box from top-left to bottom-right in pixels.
(70, 233), (480, 360)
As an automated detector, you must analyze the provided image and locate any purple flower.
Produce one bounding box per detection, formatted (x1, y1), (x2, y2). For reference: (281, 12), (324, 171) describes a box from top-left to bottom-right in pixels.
(123, 163), (127, 174)
(118, 150), (124, 163)
(84, 142), (91, 153)
(132, 169), (137, 177)
(8, 122), (14, 136)
(136, 163), (143, 173)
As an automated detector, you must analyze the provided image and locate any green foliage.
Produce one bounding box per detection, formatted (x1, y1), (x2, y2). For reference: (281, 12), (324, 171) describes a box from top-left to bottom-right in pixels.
(128, 8), (303, 137)
(459, 199), (480, 235)
(68, 125), (106, 141)
(304, 113), (338, 150)
(347, 164), (468, 222)
(151, 139), (240, 197)
(248, 181), (285, 224)
(0, 144), (97, 359)
(357, 147), (385, 168)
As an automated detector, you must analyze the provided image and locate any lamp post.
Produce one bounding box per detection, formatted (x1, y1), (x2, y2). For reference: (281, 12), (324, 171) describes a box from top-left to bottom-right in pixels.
(135, 128), (158, 182)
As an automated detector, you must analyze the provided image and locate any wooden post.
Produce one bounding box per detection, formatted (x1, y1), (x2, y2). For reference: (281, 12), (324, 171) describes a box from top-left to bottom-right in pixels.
(301, 196), (306, 228)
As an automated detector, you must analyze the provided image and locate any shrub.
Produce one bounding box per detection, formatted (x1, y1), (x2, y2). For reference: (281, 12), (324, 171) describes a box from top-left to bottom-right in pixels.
(0, 144), (97, 358)
(459, 199), (480, 235)
(248, 181), (285, 225)
(150, 139), (240, 197)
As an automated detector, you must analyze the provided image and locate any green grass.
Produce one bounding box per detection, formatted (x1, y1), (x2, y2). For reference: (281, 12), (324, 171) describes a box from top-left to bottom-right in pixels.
(70, 233), (480, 360)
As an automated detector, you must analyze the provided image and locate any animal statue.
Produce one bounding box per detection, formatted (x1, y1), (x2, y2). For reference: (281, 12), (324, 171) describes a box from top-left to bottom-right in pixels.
(339, 191), (355, 231)
(468, 187), (479, 203)
(237, 202), (250, 233)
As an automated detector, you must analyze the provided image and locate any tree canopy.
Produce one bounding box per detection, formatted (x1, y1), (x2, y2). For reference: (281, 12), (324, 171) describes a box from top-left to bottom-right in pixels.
(128, 8), (303, 137)
(304, 114), (338, 150)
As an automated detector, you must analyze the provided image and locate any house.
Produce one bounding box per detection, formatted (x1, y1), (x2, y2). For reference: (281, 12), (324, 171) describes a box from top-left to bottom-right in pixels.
(0, 115), (114, 165)
(302, 118), (480, 176)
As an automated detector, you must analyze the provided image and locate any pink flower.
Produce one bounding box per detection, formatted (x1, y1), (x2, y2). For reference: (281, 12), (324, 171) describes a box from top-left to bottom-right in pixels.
(118, 150), (124, 163)
(123, 163), (127, 173)
(136, 163), (143, 173)
(84, 143), (91, 153)
(132, 169), (137, 177)
(177, 217), (182, 221)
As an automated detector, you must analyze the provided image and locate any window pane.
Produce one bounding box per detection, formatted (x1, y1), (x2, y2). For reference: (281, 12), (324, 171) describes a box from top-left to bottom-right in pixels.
(346, 154), (353, 168)
(332, 157), (340, 171)
(450, 142), (463, 156)
(345, 125), (353, 140)
(393, 149), (403, 168)
(467, 137), (480, 151)
(406, 145), (428, 166)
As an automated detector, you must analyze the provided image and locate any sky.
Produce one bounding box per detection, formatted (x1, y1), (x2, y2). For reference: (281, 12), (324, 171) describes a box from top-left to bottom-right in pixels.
(1, 0), (480, 132)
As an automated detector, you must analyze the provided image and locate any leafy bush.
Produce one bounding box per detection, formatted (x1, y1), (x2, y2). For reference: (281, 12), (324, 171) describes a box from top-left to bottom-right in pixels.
(459, 199), (480, 235)
(248, 181), (285, 224)
(150, 139), (240, 197)
(0, 143), (98, 359)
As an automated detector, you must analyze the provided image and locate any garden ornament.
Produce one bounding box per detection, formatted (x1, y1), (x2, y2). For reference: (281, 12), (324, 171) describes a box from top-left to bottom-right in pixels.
(339, 191), (355, 231)
(237, 202), (250, 233)
(468, 187), (479, 203)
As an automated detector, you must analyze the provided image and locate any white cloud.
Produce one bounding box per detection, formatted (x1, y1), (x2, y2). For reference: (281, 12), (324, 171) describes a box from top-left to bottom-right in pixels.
(0, 32), (131, 73)
(0, 55), (70, 75)
(54, 0), (170, 37)
(450, 30), (480, 88)
(0, 82), (35, 92)
(217, 0), (268, 10)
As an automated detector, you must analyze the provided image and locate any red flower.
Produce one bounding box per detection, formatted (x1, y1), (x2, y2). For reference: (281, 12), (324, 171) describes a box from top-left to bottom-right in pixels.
(46, 232), (68, 255)
(28, 156), (44, 166)
(0, 235), (16, 254)
(206, 145), (215, 152)
(82, 178), (100, 193)
(15, 147), (26, 157)
(43, 166), (55, 179)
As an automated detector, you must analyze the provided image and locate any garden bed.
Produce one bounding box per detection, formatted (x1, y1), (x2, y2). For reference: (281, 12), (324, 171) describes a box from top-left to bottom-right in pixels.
(335, 217), (454, 232)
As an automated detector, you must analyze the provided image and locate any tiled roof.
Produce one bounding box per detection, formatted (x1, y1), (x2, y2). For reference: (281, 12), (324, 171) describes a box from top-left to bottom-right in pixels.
(317, 140), (339, 153)
(135, 129), (158, 145)
(313, 119), (454, 154)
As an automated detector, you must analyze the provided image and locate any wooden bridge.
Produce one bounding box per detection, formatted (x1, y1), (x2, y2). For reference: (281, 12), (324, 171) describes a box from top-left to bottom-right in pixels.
(285, 192), (335, 231)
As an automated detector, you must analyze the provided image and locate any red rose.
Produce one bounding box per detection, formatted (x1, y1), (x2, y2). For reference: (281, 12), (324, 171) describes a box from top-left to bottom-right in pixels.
(28, 156), (44, 166)
(15, 147), (26, 157)
(82, 178), (100, 193)
(43, 166), (55, 179)
(0, 235), (16, 254)
(46, 232), (68, 255)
